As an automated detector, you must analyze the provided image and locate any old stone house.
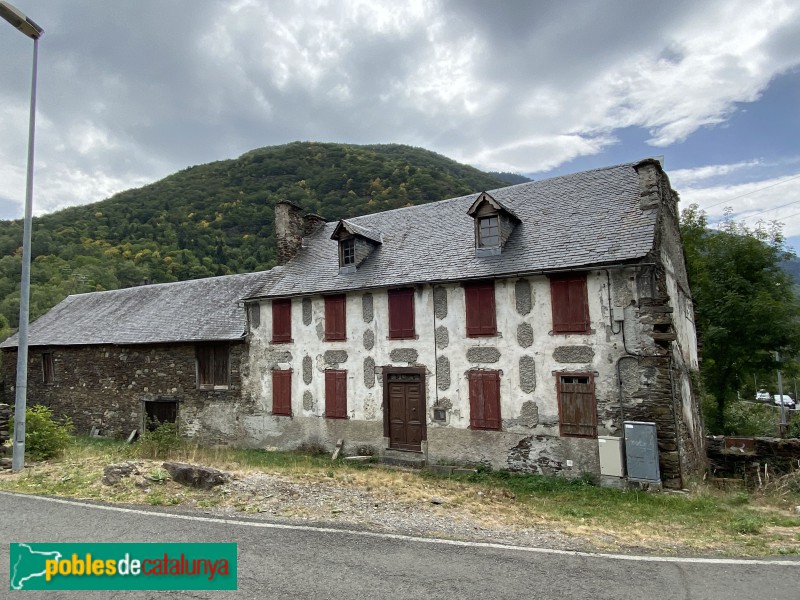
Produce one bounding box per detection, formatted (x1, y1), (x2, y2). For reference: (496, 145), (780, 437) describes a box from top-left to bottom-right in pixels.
(241, 159), (706, 488)
(1, 159), (706, 488)
(1, 272), (272, 439)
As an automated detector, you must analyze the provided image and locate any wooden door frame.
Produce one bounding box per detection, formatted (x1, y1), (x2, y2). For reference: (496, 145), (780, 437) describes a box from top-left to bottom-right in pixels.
(382, 366), (427, 444)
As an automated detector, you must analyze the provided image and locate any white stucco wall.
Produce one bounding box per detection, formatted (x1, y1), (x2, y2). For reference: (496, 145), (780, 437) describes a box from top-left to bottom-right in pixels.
(239, 268), (647, 474)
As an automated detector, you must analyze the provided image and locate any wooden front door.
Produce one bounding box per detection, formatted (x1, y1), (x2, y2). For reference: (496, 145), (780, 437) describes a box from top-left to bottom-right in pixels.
(386, 371), (425, 451)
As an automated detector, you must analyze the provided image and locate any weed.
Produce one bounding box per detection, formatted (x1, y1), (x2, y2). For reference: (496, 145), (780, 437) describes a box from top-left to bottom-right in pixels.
(134, 422), (185, 459)
(728, 491), (750, 506)
(147, 467), (169, 483)
(147, 490), (168, 506)
(730, 515), (764, 535)
(10, 405), (73, 461)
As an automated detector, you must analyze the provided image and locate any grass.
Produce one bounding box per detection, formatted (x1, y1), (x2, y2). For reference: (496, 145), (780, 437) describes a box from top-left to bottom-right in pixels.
(1, 436), (799, 556)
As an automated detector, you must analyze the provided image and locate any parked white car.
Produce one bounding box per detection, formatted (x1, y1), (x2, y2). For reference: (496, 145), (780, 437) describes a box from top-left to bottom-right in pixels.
(773, 394), (796, 409)
(755, 390), (771, 402)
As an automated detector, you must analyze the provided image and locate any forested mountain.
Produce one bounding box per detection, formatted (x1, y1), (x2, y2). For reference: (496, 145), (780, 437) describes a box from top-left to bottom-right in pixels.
(486, 171), (533, 185)
(0, 142), (508, 335)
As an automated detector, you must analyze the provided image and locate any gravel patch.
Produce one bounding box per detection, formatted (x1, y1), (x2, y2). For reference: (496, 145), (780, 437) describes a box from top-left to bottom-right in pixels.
(209, 471), (595, 552)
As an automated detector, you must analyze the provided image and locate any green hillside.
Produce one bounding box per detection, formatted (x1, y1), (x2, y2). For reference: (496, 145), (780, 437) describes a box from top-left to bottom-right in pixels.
(0, 142), (508, 334)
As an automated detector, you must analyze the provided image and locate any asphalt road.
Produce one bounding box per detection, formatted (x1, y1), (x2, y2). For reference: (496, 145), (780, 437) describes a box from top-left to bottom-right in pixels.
(1, 491), (798, 599)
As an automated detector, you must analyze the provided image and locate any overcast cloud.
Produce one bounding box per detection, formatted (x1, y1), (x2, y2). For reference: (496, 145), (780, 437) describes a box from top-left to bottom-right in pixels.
(1, 0), (799, 244)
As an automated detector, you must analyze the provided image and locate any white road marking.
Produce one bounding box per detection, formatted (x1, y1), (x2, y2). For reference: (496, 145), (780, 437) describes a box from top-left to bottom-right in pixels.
(1, 490), (797, 567)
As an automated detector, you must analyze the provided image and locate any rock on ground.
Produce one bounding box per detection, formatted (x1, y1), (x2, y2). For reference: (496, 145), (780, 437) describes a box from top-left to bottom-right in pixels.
(102, 461), (141, 486)
(163, 462), (231, 490)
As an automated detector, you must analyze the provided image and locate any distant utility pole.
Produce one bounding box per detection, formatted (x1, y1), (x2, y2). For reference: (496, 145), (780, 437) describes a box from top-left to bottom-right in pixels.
(775, 351), (788, 437)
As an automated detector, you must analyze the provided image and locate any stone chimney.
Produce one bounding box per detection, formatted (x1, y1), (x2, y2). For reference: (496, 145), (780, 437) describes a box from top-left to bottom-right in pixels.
(634, 159), (664, 211)
(303, 214), (327, 236)
(274, 203), (327, 265)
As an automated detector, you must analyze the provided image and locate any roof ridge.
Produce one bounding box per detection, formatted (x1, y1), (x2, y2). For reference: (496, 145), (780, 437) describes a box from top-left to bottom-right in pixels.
(66, 270), (272, 298)
(342, 160), (645, 225)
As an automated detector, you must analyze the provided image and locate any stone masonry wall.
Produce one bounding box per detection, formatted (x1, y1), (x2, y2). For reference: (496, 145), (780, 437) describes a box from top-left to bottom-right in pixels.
(1, 343), (245, 438)
(628, 159), (707, 487)
(707, 436), (800, 485)
(0, 403), (10, 469)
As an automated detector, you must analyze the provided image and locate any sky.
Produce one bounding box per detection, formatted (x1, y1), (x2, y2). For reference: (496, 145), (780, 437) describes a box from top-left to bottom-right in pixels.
(1, 0), (800, 249)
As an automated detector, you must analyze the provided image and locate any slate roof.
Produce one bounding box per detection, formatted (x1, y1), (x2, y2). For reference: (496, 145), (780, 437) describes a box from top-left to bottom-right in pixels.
(1, 270), (280, 349)
(332, 220), (383, 244)
(249, 160), (663, 299)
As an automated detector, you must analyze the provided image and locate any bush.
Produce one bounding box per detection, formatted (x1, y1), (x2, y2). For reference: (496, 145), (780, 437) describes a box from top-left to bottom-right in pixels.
(134, 421), (184, 459)
(9, 405), (73, 461)
(723, 400), (778, 436)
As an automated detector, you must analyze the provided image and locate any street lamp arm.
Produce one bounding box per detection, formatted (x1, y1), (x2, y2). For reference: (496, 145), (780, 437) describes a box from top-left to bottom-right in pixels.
(0, 1), (43, 39)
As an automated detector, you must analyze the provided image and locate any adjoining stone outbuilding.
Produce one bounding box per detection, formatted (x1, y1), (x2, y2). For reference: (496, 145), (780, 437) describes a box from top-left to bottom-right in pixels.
(0, 272), (274, 440)
(241, 159), (706, 488)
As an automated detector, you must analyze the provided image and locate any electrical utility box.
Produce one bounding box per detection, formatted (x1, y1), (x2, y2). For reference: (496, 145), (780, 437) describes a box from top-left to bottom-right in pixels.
(623, 421), (661, 483)
(597, 436), (624, 477)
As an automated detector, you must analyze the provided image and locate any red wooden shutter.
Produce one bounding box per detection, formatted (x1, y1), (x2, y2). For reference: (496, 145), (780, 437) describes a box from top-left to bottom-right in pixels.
(468, 370), (501, 430)
(325, 295), (347, 341)
(464, 281), (497, 337)
(557, 374), (597, 437)
(272, 299), (292, 342)
(550, 275), (589, 333)
(272, 369), (292, 416)
(388, 288), (415, 339)
(325, 370), (347, 418)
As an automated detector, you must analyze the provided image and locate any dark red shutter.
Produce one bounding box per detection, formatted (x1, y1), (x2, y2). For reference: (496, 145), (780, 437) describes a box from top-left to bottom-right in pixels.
(325, 295), (347, 341)
(468, 370), (501, 430)
(550, 275), (589, 333)
(272, 299), (292, 342)
(272, 369), (292, 416)
(325, 370), (347, 418)
(557, 374), (597, 437)
(388, 288), (415, 339)
(464, 281), (497, 337)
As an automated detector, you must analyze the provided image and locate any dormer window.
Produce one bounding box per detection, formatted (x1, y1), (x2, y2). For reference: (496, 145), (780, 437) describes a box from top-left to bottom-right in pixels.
(331, 219), (382, 274)
(340, 238), (355, 266)
(467, 192), (519, 257)
(478, 216), (500, 248)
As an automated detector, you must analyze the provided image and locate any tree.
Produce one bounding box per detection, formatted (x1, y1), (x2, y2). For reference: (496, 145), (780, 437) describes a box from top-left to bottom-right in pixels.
(681, 204), (800, 433)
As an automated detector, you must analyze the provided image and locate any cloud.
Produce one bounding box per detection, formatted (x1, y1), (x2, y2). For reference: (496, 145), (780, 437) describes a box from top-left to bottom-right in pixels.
(0, 0), (799, 218)
(669, 160), (764, 187)
(678, 170), (800, 238)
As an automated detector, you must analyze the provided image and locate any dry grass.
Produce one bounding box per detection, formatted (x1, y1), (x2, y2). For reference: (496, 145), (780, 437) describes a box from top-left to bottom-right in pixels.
(1, 437), (799, 556)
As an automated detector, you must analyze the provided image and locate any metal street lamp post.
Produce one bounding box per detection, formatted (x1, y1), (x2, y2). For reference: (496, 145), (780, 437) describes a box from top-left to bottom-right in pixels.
(0, 1), (43, 472)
